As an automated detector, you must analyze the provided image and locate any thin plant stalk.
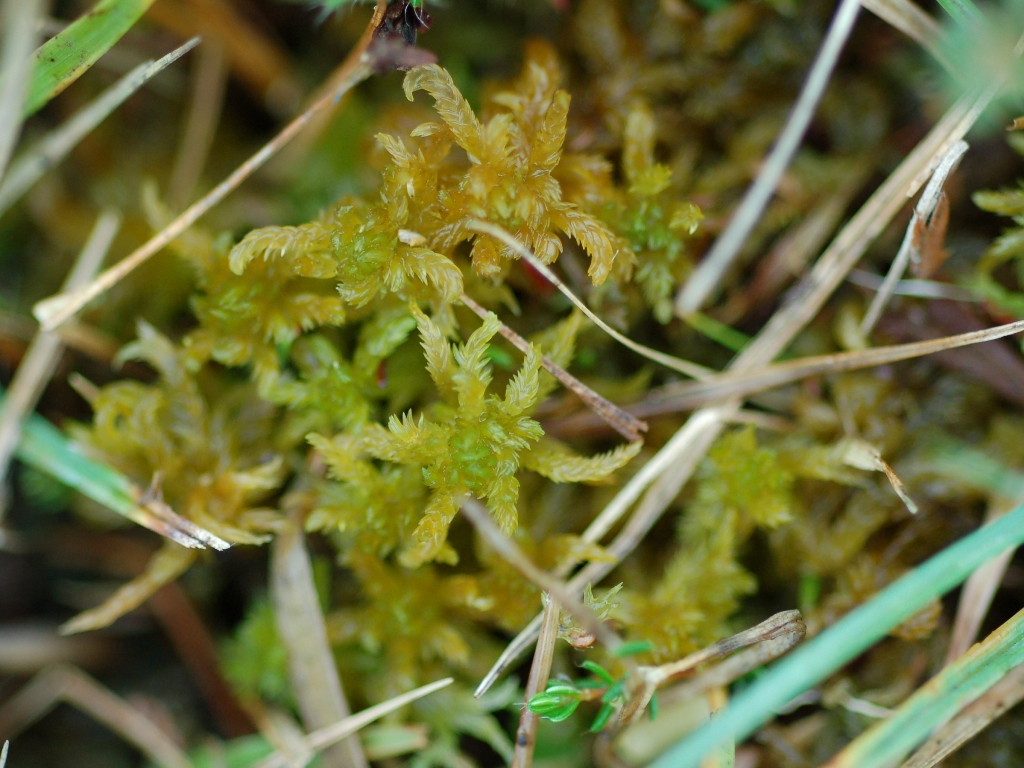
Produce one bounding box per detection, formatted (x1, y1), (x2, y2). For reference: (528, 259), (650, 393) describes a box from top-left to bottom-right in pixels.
(9, 389), (228, 550)
(0, 209), (120, 522)
(459, 293), (646, 441)
(0, 0), (45, 182)
(630, 316), (1024, 414)
(0, 664), (191, 768)
(860, 140), (968, 335)
(511, 597), (560, 768)
(477, 404), (733, 698)
(467, 220), (713, 381)
(846, 269), (978, 301)
(168, 39), (228, 211)
(247, 702), (314, 768)
(674, 0), (862, 316)
(460, 497), (626, 654)
(717, 159), (873, 324)
(619, 611), (805, 726)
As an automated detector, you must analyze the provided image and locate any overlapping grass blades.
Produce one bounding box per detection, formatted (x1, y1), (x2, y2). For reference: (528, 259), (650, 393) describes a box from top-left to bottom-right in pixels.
(650, 500), (1024, 768)
(827, 606), (1024, 767)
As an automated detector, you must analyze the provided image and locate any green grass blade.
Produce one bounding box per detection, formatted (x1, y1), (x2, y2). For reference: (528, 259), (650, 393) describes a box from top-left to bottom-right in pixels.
(14, 405), (139, 515)
(827, 607), (1024, 767)
(24, 0), (157, 118)
(4, 386), (227, 549)
(933, 0), (985, 28)
(648, 500), (1024, 768)
(684, 312), (750, 353)
(190, 735), (274, 768)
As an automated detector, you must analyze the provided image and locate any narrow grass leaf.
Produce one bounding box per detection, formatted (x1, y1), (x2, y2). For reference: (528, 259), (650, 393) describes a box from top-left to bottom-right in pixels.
(24, 0), (157, 118)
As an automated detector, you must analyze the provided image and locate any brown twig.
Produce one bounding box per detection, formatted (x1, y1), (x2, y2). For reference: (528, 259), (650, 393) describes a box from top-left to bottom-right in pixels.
(459, 293), (646, 442)
(466, 220), (713, 381)
(619, 611), (805, 726)
(628, 316), (1024, 414)
(658, 624), (805, 709)
(877, 299), (1024, 406)
(149, 582), (255, 737)
(543, 405), (793, 442)
(33, 0), (391, 332)
(860, 140), (968, 336)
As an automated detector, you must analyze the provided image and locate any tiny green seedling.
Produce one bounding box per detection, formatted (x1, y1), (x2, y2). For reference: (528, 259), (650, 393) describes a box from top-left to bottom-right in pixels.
(527, 649), (657, 733)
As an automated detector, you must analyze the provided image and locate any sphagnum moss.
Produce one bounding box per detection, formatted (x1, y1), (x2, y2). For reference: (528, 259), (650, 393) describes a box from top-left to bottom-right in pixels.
(70, 41), (916, 741)
(13, 0), (1024, 766)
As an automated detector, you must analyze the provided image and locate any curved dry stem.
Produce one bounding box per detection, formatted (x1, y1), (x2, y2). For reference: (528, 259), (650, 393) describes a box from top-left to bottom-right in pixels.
(460, 497), (626, 655)
(459, 293), (646, 441)
(860, 140), (968, 336)
(466, 220), (713, 381)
